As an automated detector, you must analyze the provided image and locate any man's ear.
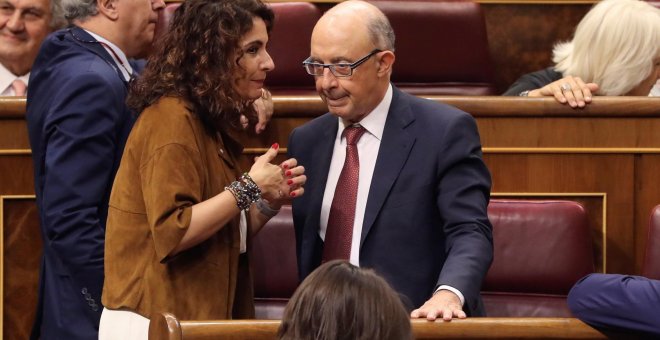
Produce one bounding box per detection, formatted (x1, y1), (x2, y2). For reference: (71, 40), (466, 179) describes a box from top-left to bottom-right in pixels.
(97, 0), (119, 20)
(377, 51), (395, 77)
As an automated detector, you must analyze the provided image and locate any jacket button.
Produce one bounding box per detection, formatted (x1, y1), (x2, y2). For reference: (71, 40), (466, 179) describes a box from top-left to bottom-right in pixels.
(81, 288), (88, 295)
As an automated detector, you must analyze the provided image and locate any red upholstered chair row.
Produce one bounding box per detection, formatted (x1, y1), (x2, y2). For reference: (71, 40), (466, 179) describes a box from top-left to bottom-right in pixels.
(153, 1), (496, 96)
(642, 205), (660, 280)
(482, 200), (594, 317)
(251, 199), (595, 319)
(371, 1), (496, 95)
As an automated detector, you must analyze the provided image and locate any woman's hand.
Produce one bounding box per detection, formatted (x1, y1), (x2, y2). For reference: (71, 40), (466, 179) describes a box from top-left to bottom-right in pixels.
(248, 143), (285, 201)
(528, 76), (599, 108)
(275, 157), (306, 204)
(240, 89), (273, 134)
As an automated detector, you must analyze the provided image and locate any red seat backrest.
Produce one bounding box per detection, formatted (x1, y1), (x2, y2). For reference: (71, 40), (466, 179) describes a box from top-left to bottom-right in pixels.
(370, 0), (496, 95)
(642, 205), (660, 279)
(482, 199), (595, 317)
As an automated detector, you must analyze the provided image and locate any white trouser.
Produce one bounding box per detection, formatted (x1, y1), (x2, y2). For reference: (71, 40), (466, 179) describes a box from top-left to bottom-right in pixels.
(99, 307), (150, 340)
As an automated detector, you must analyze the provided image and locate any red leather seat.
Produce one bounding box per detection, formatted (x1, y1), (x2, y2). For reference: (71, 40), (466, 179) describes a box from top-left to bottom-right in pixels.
(251, 206), (297, 319)
(265, 3), (321, 95)
(642, 205), (660, 280)
(482, 200), (595, 317)
(370, 1), (497, 95)
(154, 2), (180, 44)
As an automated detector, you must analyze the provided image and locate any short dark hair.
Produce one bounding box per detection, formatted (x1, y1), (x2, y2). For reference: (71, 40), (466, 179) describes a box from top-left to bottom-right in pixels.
(126, 0), (274, 135)
(278, 260), (413, 340)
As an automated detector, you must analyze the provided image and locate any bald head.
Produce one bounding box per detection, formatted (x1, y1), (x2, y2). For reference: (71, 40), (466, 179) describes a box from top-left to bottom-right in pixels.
(308, 0), (396, 123)
(316, 1), (394, 52)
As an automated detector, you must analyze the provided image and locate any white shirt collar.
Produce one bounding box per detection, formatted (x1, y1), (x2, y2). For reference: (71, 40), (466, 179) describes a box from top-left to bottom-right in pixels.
(83, 29), (133, 81)
(0, 62), (29, 96)
(337, 83), (393, 141)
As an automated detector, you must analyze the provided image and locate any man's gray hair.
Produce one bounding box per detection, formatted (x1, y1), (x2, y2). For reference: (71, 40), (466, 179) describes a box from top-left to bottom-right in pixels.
(59, 0), (99, 23)
(367, 13), (395, 51)
(49, 0), (69, 30)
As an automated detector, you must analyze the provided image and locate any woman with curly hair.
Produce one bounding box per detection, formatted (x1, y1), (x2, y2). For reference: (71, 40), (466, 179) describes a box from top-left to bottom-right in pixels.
(98, 0), (306, 338)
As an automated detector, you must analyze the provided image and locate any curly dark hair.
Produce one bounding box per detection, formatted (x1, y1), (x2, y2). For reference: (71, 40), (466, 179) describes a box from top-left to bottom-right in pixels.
(126, 0), (274, 135)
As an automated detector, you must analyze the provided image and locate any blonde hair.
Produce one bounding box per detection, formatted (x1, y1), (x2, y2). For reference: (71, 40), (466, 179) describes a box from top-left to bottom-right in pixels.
(553, 0), (660, 95)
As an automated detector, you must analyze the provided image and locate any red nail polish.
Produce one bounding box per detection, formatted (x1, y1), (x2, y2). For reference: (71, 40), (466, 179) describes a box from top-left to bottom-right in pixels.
(285, 170), (292, 176)
(290, 192), (296, 197)
(282, 163), (289, 169)
(287, 179), (293, 185)
(272, 143), (279, 150)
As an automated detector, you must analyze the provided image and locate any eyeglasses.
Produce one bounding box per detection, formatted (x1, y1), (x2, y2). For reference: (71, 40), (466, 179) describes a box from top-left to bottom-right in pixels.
(302, 49), (382, 77)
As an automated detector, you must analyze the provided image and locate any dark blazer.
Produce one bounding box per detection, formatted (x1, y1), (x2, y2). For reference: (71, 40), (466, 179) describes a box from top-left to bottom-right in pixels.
(26, 27), (136, 339)
(502, 67), (563, 96)
(568, 273), (660, 337)
(288, 86), (493, 315)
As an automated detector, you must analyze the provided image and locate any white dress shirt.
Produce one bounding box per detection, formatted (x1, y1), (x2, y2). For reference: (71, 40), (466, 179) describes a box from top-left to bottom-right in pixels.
(84, 30), (133, 82)
(320, 84), (391, 265)
(0, 63), (29, 96)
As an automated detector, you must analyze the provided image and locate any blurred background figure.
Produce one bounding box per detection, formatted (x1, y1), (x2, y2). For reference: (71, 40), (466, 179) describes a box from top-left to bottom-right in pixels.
(0, 0), (66, 95)
(278, 260), (413, 340)
(504, 0), (660, 108)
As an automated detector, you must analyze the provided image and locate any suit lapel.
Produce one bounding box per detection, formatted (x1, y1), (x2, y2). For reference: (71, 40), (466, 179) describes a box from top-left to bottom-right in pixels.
(304, 116), (338, 234)
(361, 88), (416, 245)
(67, 27), (131, 86)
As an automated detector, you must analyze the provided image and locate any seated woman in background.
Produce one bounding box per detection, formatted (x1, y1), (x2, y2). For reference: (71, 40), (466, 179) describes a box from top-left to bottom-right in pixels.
(504, 0), (659, 108)
(99, 0), (306, 338)
(278, 260), (413, 340)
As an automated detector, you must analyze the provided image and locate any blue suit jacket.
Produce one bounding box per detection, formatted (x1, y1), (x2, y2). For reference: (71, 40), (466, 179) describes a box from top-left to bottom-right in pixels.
(288, 87), (493, 315)
(568, 273), (660, 337)
(26, 27), (137, 339)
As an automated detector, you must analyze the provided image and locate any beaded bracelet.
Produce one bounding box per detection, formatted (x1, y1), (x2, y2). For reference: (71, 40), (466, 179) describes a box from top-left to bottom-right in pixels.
(225, 173), (262, 211)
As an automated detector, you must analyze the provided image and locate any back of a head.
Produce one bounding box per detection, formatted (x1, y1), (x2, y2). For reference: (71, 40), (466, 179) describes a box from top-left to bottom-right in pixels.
(278, 260), (413, 340)
(553, 0), (660, 95)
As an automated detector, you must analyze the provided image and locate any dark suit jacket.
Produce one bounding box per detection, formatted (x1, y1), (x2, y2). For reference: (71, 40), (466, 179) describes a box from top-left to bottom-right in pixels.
(288, 86), (493, 315)
(26, 27), (136, 339)
(568, 273), (660, 337)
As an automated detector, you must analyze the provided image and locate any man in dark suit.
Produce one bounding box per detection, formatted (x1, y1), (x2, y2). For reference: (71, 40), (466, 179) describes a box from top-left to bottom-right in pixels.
(25, 0), (165, 337)
(288, 1), (493, 320)
(568, 274), (660, 337)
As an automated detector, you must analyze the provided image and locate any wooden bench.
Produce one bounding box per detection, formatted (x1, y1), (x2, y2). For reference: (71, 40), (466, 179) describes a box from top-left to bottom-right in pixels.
(148, 312), (633, 340)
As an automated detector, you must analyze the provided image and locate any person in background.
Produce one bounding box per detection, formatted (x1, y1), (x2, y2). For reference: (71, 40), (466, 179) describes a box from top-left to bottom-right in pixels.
(0, 0), (67, 95)
(288, 0), (492, 321)
(100, 0), (305, 338)
(503, 0), (659, 108)
(278, 260), (413, 340)
(568, 273), (660, 337)
(25, 0), (166, 337)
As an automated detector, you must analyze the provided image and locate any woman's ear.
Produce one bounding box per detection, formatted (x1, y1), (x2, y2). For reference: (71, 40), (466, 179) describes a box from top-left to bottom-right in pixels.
(377, 51), (395, 77)
(97, 0), (119, 20)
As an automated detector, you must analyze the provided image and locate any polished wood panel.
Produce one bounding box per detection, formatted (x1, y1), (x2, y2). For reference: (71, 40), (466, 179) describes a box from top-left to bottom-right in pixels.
(1, 196), (41, 340)
(2, 96), (660, 339)
(149, 313), (627, 340)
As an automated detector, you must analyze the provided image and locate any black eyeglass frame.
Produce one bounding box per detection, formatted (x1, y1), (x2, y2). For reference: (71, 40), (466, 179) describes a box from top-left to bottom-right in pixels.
(302, 49), (382, 77)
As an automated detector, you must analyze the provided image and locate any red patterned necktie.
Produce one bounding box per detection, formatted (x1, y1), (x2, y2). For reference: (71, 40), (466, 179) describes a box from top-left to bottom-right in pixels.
(323, 125), (367, 262)
(11, 79), (26, 96)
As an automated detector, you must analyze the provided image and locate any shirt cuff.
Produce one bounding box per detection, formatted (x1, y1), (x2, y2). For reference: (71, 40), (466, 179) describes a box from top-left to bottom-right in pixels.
(435, 285), (465, 307)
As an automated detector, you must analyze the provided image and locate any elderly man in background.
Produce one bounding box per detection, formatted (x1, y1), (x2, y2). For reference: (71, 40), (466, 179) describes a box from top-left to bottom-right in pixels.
(0, 0), (66, 95)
